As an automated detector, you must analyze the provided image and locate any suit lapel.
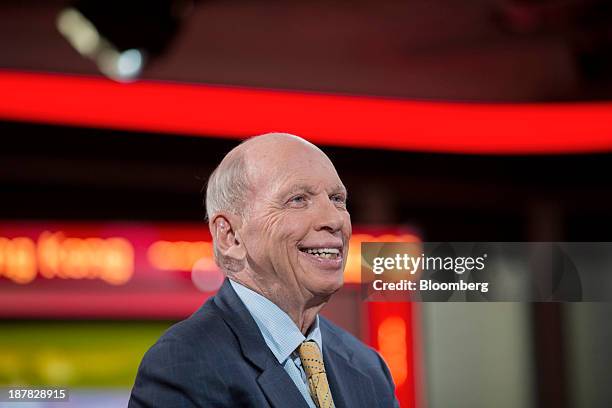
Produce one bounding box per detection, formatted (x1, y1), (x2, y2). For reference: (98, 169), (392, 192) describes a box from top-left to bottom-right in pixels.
(258, 362), (311, 408)
(212, 279), (310, 408)
(322, 324), (381, 408)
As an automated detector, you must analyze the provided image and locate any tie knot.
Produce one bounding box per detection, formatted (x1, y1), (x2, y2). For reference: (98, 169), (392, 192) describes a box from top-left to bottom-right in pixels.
(297, 340), (325, 376)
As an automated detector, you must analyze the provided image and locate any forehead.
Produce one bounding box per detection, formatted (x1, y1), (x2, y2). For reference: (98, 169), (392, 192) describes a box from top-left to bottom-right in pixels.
(246, 142), (343, 196)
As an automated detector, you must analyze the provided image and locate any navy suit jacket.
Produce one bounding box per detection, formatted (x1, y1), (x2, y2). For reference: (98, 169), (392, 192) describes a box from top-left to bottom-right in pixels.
(129, 279), (400, 408)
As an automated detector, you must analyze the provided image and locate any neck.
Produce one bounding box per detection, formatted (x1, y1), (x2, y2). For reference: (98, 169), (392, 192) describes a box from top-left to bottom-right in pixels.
(295, 303), (326, 334)
(230, 275), (327, 335)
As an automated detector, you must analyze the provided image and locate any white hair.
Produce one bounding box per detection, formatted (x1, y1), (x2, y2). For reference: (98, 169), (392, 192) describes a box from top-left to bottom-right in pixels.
(205, 150), (250, 222)
(204, 149), (251, 274)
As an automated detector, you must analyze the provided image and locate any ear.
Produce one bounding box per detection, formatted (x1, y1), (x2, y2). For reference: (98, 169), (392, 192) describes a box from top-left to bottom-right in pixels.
(210, 213), (247, 267)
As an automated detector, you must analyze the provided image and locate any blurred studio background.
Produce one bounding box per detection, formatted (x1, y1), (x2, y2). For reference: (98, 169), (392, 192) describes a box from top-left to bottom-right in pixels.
(2, 0), (612, 407)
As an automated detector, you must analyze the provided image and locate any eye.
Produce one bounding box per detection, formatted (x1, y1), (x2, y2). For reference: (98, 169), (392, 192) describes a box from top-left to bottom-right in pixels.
(330, 194), (347, 205)
(287, 194), (307, 207)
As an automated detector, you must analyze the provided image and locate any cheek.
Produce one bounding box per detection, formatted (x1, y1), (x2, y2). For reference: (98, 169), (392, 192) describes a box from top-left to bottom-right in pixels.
(255, 213), (308, 262)
(342, 212), (352, 237)
(265, 211), (311, 241)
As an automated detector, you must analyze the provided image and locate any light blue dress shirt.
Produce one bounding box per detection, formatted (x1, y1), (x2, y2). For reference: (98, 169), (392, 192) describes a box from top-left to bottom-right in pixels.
(229, 279), (321, 408)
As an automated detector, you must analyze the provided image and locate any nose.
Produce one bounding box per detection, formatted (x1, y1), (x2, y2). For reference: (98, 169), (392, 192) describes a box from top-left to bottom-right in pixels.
(313, 195), (346, 233)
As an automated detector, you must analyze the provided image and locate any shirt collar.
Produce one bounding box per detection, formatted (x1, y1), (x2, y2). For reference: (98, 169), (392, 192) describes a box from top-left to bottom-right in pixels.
(229, 279), (322, 364)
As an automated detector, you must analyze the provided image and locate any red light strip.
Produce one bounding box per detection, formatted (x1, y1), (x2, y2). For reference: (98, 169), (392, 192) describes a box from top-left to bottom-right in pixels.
(2, 70), (612, 154)
(0, 291), (208, 319)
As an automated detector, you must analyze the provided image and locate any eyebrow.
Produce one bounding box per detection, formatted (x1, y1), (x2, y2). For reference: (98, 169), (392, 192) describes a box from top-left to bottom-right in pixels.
(278, 183), (347, 198)
(332, 184), (348, 196)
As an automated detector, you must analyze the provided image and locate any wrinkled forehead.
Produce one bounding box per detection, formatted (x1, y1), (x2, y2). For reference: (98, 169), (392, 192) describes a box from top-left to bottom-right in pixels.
(245, 142), (343, 197)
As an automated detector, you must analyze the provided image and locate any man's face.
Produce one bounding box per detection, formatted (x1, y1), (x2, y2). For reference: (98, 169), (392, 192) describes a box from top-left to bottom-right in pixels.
(239, 141), (352, 303)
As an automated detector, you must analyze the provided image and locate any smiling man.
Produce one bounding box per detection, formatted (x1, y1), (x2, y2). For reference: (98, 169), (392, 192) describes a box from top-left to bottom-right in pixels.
(129, 133), (399, 408)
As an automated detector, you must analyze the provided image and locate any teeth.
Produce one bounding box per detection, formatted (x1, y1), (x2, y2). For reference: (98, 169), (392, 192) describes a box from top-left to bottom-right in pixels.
(302, 247), (341, 258)
(305, 248), (339, 254)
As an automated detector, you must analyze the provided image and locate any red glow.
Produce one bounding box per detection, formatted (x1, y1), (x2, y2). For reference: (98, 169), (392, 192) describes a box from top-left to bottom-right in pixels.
(0, 291), (206, 319)
(2, 71), (612, 154)
(368, 302), (417, 408)
(378, 316), (409, 386)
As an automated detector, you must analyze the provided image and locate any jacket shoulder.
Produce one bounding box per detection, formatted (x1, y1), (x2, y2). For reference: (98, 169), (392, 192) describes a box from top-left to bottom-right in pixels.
(157, 297), (235, 351)
(128, 297), (241, 407)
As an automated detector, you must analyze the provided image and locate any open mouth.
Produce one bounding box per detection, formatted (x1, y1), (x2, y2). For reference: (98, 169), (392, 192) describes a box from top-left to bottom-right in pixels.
(298, 247), (342, 260)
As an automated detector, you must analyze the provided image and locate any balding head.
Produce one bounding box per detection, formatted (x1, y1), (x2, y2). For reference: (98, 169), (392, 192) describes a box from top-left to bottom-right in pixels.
(205, 133), (325, 222)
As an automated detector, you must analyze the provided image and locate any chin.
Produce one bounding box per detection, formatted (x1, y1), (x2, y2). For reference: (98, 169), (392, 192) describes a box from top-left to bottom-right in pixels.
(313, 273), (344, 296)
(297, 258), (345, 297)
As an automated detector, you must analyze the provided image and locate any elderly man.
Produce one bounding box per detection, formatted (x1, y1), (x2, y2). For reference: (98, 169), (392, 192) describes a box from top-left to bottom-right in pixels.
(129, 133), (399, 408)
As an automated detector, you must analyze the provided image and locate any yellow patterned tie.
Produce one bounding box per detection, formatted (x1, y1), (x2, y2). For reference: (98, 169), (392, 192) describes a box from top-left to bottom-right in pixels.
(297, 340), (336, 408)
